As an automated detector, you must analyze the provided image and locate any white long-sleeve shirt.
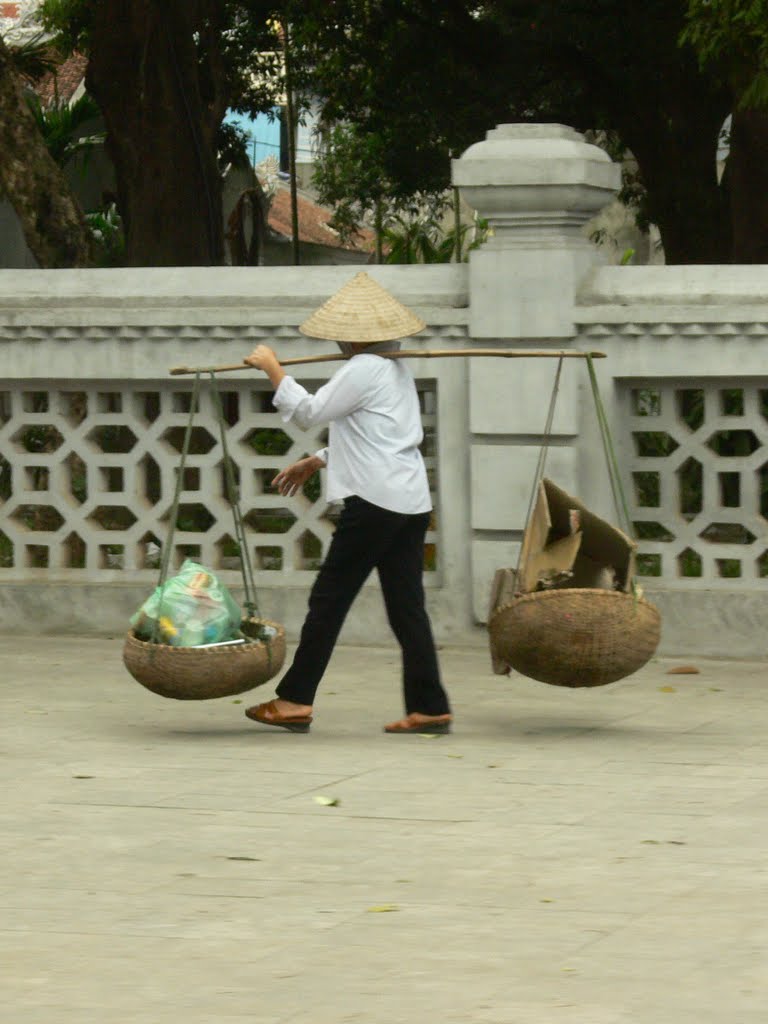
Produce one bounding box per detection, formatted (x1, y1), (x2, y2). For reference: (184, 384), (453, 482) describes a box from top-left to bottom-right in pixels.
(272, 353), (432, 514)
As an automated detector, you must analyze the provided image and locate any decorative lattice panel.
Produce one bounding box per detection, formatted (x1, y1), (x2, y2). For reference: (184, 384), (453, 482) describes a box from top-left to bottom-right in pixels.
(0, 380), (438, 582)
(622, 380), (768, 585)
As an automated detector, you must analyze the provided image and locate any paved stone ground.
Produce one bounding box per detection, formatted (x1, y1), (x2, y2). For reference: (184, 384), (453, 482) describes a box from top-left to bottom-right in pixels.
(1, 635), (766, 1024)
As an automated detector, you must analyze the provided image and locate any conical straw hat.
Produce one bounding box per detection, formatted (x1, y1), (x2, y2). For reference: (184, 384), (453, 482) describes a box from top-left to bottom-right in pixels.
(300, 272), (426, 342)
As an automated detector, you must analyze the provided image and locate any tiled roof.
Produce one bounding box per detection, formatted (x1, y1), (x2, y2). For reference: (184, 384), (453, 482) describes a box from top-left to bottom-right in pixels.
(35, 52), (88, 107)
(0, 0), (42, 43)
(268, 186), (375, 253)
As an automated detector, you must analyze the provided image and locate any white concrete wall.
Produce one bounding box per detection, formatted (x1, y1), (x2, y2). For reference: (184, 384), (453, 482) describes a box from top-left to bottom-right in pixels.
(2, 124), (768, 657)
(0, 265), (477, 645)
(575, 266), (768, 658)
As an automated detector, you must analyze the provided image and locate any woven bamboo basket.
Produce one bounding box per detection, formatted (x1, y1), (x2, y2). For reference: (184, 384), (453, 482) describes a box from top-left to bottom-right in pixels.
(488, 589), (661, 688)
(122, 617), (286, 700)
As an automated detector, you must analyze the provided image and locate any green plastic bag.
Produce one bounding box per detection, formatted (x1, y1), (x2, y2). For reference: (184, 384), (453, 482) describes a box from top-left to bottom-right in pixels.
(131, 560), (242, 647)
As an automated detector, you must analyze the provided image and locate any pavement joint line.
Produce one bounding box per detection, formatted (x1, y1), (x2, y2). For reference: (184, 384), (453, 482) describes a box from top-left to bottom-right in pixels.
(46, 801), (475, 823)
(275, 767), (379, 800)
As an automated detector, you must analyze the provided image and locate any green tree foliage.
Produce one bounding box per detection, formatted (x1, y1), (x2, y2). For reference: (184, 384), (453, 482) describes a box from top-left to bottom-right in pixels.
(26, 91), (103, 169)
(42, 0), (284, 117)
(309, 104), (486, 261)
(15, 0), (768, 264)
(382, 211), (456, 265)
(292, 1), (734, 264)
(6, 32), (60, 84)
(85, 204), (125, 266)
(292, 1), (503, 204)
(683, 0), (768, 107)
(683, 0), (768, 261)
(381, 207), (486, 264)
(310, 122), (395, 243)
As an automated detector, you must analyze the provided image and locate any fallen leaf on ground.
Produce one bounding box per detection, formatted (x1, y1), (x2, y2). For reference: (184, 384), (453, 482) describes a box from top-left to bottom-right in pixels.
(659, 686), (676, 693)
(446, 754), (463, 759)
(367, 905), (399, 913)
(667, 665), (700, 675)
(73, 775), (93, 779)
(314, 795), (340, 807)
(231, 699), (242, 704)
(225, 856), (260, 861)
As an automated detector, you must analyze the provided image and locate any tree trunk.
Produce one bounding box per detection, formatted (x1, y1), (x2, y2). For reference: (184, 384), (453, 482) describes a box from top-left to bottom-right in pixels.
(631, 135), (730, 265)
(619, 101), (731, 265)
(86, 0), (226, 266)
(0, 35), (91, 268)
(725, 108), (768, 264)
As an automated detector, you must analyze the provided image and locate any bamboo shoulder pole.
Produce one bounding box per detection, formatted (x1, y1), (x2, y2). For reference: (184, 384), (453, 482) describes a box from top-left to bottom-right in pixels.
(169, 348), (606, 376)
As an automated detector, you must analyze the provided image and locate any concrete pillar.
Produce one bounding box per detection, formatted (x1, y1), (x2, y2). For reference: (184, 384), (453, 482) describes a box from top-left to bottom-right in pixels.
(452, 124), (620, 619)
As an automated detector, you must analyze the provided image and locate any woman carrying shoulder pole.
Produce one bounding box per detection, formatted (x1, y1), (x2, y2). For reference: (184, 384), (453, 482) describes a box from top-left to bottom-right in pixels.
(242, 272), (451, 735)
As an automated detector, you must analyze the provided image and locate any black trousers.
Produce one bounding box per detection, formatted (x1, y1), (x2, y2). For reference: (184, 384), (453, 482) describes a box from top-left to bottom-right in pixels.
(276, 496), (450, 716)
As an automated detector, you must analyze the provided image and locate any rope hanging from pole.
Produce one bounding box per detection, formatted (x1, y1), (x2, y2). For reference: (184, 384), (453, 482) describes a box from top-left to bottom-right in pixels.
(208, 373), (260, 618)
(515, 356), (564, 585)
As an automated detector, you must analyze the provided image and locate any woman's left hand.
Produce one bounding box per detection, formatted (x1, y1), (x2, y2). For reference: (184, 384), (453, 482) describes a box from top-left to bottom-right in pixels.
(272, 456), (324, 497)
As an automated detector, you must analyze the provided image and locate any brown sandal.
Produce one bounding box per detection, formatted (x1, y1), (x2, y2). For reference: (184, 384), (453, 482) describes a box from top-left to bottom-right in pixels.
(245, 699), (313, 733)
(383, 713), (452, 735)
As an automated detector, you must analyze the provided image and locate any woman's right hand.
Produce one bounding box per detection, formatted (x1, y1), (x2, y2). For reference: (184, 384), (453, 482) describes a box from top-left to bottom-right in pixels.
(271, 456), (324, 497)
(244, 344), (286, 389)
(244, 344), (278, 371)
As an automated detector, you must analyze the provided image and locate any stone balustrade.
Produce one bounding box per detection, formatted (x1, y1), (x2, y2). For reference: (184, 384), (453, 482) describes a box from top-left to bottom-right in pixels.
(2, 125), (768, 656)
